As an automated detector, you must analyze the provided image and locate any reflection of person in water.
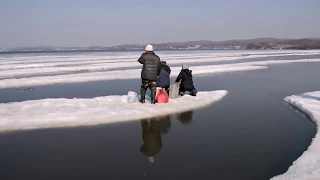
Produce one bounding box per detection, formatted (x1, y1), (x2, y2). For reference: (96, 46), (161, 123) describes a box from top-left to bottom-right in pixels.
(155, 115), (171, 134)
(140, 115), (171, 163)
(177, 111), (193, 125)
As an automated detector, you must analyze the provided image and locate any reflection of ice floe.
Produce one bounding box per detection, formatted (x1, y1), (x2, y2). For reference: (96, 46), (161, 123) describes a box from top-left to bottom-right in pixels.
(272, 91), (320, 180)
(0, 90), (227, 132)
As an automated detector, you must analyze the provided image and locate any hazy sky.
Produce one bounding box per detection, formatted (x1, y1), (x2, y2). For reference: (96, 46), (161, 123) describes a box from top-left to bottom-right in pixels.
(1, 0), (319, 48)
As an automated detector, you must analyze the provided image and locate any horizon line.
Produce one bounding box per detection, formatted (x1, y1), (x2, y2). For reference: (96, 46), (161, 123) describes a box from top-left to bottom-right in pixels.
(2, 36), (320, 49)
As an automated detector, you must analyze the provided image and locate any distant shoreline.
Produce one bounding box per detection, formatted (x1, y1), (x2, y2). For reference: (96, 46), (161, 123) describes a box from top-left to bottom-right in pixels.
(1, 37), (319, 53)
(0, 49), (311, 55)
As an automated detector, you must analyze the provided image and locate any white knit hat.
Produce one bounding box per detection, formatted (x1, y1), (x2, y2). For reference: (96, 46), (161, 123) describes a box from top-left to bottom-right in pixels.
(145, 44), (153, 51)
(182, 65), (189, 70)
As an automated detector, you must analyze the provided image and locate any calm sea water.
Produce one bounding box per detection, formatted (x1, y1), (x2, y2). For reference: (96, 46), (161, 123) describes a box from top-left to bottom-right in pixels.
(0, 51), (319, 180)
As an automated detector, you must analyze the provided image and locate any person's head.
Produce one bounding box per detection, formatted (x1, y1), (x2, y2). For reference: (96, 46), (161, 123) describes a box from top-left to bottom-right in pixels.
(145, 44), (153, 52)
(182, 65), (189, 70)
(161, 61), (167, 65)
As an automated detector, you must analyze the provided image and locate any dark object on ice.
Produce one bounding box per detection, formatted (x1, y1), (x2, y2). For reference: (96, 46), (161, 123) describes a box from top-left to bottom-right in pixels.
(140, 79), (157, 104)
(175, 65), (197, 96)
(156, 61), (171, 90)
(138, 45), (161, 104)
(138, 46), (161, 81)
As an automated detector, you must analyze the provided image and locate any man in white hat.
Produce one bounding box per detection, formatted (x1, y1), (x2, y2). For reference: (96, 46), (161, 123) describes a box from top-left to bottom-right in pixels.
(138, 44), (161, 104)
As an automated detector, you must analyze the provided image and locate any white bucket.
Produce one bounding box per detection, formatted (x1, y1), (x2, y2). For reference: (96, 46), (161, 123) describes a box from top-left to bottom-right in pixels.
(127, 91), (137, 103)
(169, 83), (179, 99)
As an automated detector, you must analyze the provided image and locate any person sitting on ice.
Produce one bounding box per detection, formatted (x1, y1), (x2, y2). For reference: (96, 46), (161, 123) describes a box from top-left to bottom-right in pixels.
(156, 61), (171, 93)
(175, 65), (197, 96)
(138, 44), (161, 104)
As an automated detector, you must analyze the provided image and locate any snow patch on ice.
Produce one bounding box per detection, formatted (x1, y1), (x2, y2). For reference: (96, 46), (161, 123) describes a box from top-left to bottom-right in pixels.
(0, 90), (228, 132)
(272, 91), (320, 180)
(1, 58), (320, 89)
(0, 51), (319, 71)
(0, 57), (319, 79)
(0, 65), (266, 89)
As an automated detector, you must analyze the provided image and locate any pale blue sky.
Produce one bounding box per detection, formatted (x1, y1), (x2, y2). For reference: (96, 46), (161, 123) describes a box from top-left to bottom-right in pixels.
(1, 0), (319, 48)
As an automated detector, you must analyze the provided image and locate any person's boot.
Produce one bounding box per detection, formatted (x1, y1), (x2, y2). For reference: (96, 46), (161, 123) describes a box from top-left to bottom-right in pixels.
(151, 89), (156, 104)
(140, 88), (146, 103)
(179, 91), (185, 96)
(190, 89), (197, 96)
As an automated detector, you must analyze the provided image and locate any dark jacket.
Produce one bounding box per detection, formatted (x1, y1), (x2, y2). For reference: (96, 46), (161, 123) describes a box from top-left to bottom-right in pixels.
(156, 61), (171, 89)
(138, 51), (161, 81)
(175, 69), (195, 90)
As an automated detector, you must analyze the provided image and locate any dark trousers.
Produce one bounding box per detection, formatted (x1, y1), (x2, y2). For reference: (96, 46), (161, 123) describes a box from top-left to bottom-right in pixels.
(179, 87), (197, 96)
(141, 79), (157, 90)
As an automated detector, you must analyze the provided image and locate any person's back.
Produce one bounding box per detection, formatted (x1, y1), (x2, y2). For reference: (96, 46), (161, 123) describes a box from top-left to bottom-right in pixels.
(175, 65), (197, 96)
(156, 61), (171, 90)
(179, 69), (194, 90)
(139, 52), (161, 81)
(138, 44), (161, 104)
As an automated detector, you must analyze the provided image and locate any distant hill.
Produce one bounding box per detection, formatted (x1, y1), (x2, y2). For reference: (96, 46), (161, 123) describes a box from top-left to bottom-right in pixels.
(2, 38), (320, 52)
(246, 38), (320, 50)
(103, 38), (320, 50)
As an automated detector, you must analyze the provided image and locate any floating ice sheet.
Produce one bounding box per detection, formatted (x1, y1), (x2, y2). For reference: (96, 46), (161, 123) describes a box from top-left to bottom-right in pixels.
(272, 91), (320, 180)
(0, 65), (266, 88)
(0, 90), (228, 132)
(0, 51), (319, 71)
(1, 58), (320, 89)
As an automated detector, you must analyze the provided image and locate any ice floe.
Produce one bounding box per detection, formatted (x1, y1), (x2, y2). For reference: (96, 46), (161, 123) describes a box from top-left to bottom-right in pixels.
(0, 65), (265, 88)
(0, 90), (228, 132)
(272, 91), (320, 180)
(0, 51), (319, 71)
(1, 58), (320, 89)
